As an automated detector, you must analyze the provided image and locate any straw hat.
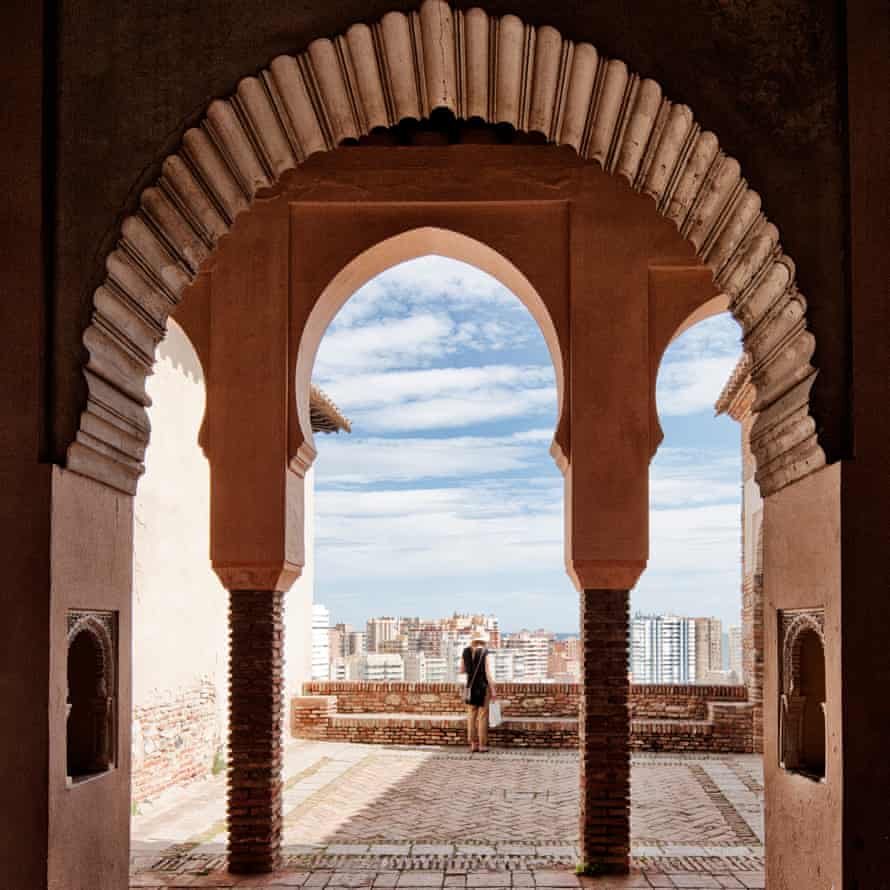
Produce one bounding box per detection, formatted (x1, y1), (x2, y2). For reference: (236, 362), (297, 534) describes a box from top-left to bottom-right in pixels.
(469, 632), (489, 646)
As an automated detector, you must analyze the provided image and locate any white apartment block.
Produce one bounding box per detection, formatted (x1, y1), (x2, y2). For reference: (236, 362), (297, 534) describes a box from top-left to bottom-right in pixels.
(488, 648), (516, 682)
(503, 631), (549, 681)
(405, 652), (449, 683)
(311, 604), (331, 681)
(361, 653), (405, 682)
(631, 614), (696, 684)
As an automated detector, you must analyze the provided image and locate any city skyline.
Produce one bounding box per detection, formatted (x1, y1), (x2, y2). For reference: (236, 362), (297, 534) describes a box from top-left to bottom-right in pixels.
(312, 256), (744, 631)
(311, 606), (741, 686)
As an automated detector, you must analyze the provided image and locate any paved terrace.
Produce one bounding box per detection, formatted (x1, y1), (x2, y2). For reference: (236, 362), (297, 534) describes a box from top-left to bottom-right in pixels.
(131, 740), (764, 888)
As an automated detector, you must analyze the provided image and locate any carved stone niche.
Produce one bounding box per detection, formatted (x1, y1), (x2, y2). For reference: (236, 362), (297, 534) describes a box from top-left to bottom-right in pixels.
(66, 610), (117, 784)
(778, 608), (826, 780)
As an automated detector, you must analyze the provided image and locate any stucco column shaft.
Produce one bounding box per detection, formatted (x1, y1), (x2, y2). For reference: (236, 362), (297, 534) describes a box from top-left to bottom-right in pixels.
(579, 588), (630, 874)
(227, 590), (284, 874)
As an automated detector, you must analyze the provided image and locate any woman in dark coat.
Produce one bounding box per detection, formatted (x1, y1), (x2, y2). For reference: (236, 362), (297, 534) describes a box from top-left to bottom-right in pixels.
(462, 633), (497, 753)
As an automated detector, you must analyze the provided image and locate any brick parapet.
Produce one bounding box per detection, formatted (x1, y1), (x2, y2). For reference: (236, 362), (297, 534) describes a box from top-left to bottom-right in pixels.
(292, 682), (754, 755)
(227, 590), (284, 874)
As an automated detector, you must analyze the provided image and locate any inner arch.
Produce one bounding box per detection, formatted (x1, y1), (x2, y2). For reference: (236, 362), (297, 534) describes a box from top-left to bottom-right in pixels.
(295, 227), (566, 469)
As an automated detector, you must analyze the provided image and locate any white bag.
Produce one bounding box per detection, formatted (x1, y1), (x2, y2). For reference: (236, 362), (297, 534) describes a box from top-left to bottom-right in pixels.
(489, 700), (503, 728)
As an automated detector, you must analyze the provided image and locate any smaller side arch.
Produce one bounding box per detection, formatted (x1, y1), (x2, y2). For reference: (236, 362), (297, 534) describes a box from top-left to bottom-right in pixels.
(293, 226), (568, 472)
(779, 609), (827, 779)
(66, 612), (117, 780)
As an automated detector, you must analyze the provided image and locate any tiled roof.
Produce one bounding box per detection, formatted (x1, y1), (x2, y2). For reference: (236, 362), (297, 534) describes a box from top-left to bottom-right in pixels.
(714, 353), (752, 416)
(310, 384), (351, 434)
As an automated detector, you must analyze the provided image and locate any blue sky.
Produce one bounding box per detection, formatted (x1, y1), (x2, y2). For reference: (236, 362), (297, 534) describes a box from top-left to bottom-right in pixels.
(311, 256), (743, 633)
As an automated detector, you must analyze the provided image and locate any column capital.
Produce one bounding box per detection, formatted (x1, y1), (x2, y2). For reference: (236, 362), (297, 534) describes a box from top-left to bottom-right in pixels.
(213, 562), (302, 592)
(566, 559), (645, 591)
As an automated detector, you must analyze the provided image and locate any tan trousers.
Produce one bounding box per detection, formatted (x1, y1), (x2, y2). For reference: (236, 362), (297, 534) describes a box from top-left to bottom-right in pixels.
(467, 692), (490, 748)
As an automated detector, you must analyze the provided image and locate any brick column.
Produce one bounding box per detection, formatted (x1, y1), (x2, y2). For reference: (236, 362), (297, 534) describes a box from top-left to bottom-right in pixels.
(227, 590), (284, 873)
(579, 588), (630, 874)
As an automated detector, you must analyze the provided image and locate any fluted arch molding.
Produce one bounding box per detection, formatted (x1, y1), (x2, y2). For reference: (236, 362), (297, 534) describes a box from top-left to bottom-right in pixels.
(68, 0), (826, 498)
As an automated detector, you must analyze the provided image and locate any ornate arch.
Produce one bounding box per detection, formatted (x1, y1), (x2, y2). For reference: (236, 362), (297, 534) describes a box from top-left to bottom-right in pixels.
(67, 611), (116, 696)
(781, 610), (826, 699)
(67, 0), (825, 497)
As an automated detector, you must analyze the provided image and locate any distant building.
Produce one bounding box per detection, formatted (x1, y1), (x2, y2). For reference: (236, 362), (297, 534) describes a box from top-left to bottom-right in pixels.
(631, 614), (696, 684)
(728, 626), (743, 682)
(405, 651), (448, 683)
(311, 604), (331, 681)
(694, 618), (723, 682)
(366, 617), (399, 653)
(361, 653), (404, 682)
(488, 648), (516, 682)
(503, 630), (550, 681)
(548, 637), (581, 683)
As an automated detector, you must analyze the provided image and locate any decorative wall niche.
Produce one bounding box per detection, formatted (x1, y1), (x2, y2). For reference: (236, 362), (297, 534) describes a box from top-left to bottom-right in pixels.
(779, 608), (826, 780)
(66, 610), (117, 784)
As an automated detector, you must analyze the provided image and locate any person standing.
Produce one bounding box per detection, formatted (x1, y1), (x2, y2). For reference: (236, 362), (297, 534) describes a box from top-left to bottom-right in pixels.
(462, 633), (497, 753)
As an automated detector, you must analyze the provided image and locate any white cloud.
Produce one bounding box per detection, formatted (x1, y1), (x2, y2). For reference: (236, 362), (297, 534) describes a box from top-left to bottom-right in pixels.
(650, 447), (739, 507)
(315, 431), (557, 484)
(329, 256), (522, 332)
(656, 354), (741, 416)
(317, 364), (557, 433)
(314, 313), (455, 376)
(656, 313), (742, 417)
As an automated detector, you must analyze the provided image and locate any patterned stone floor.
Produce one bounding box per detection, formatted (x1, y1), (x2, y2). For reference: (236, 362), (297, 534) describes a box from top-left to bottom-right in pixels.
(131, 741), (764, 889)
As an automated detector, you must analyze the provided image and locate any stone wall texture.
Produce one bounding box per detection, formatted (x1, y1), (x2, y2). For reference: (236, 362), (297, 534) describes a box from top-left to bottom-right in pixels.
(132, 678), (221, 802)
(294, 680), (753, 754)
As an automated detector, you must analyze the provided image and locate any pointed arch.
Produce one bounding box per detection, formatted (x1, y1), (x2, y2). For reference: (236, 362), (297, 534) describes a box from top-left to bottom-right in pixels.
(293, 227), (566, 470)
(68, 0), (824, 497)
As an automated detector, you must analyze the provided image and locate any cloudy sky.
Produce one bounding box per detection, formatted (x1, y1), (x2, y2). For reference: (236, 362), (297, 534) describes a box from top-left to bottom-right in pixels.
(311, 256), (743, 633)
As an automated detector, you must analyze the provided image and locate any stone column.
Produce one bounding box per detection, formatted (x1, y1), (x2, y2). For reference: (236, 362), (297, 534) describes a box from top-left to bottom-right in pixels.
(579, 588), (630, 875)
(227, 589), (285, 873)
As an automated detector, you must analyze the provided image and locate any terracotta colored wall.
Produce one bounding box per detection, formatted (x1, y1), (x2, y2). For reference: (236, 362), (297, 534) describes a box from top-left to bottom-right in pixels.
(47, 0), (849, 466)
(763, 464), (842, 890)
(47, 468), (133, 890)
(842, 2), (890, 884)
(0, 1), (51, 884)
(132, 319), (315, 802)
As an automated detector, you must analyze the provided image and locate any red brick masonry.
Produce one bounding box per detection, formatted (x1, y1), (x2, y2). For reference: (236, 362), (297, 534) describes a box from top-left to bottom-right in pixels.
(132, 678), (221, 803)
(294, 680), (753, 753)
(228, 590), (285, 874)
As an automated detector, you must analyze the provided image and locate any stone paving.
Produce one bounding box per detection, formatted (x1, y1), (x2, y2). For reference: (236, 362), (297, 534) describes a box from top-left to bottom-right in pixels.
(131, 741), (764, 889)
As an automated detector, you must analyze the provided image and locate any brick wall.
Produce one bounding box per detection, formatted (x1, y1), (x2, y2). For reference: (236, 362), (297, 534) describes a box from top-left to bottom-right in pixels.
(302, 681), (579, 716)
(132, 678), (222, 802)
(293, 682), (754, 754)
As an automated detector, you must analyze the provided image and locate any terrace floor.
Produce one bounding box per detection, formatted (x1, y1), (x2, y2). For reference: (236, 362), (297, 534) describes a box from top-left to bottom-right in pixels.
(130, 740), (764, 889)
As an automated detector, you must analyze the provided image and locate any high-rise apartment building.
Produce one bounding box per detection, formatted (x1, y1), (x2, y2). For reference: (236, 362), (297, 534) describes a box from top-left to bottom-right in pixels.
(631, 614), (696, 684)
(366, 617), (399, 653)
(503, 630), (550, 681)
(311, 604), (331, 681)
(488, 648), (515, 682)
(694, 617), (723, 682)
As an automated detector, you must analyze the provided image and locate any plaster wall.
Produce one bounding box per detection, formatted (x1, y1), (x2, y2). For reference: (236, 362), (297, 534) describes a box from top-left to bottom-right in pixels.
(133, 321), (228, 780)
(47, 468), (133, 890)
(763, 463), (842, 890)
(133, 320), (314, 791)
